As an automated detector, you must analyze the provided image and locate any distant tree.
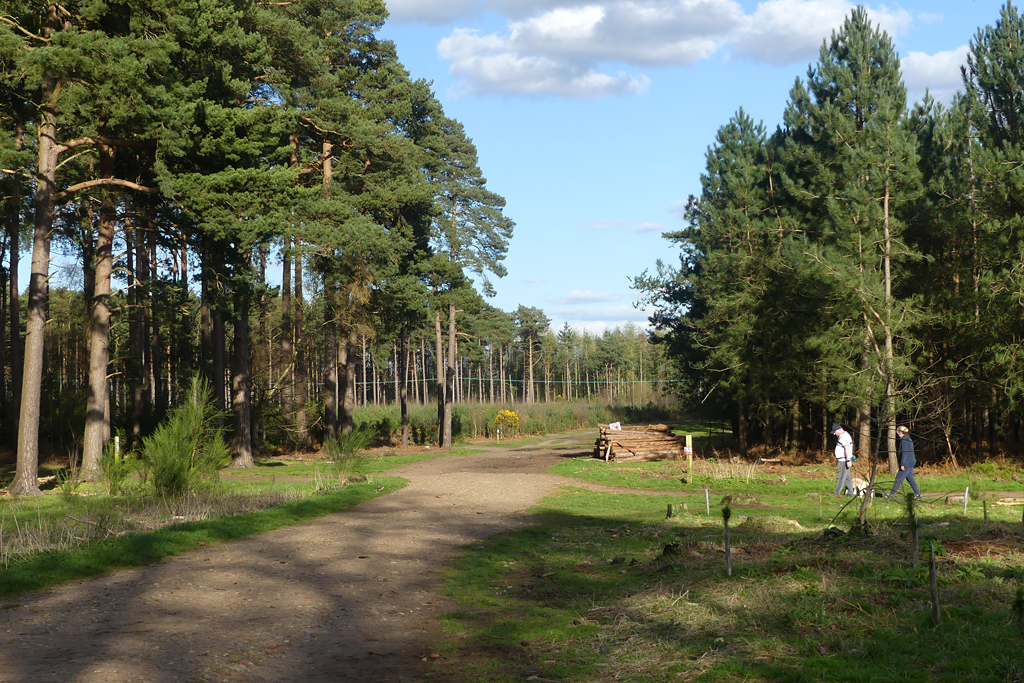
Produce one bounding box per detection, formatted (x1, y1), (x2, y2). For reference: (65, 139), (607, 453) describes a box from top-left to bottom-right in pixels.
(514, 306), (550, 404)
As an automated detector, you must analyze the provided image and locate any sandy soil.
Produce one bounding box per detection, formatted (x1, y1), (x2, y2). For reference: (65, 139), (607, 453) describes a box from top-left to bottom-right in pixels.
(0, 432), (611, 683)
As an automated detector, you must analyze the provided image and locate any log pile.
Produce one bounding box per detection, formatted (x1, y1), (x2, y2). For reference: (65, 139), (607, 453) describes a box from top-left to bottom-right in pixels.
(593, 423), (684, 462)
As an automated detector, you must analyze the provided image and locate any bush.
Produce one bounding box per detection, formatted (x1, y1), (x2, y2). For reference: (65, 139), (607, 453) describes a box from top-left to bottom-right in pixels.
(99, 442), (136, 496)
(140, 377), (229, 498)
(323, 429), (375, 476)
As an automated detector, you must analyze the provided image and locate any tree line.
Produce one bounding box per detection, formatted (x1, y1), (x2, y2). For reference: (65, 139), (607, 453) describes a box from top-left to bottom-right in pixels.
(3, 282), (672, 451)
(0, 0), (524, 494)
(634, 4), (1024, 469)
(0, 0), (675, 496)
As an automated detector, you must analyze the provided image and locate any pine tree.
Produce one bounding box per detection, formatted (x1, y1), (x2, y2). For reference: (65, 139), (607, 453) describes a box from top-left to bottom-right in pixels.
(781, 7), (922, 471)
(962, 2), (1024, 422)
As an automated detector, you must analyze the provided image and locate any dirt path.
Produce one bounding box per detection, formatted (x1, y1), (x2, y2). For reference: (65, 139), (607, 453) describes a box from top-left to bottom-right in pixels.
(0, 433), (601, 683)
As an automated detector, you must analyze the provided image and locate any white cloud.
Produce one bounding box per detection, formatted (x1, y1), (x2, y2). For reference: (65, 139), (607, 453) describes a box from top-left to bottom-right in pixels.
(439, 26), (652, 97)
(565, 319), (651, 334)
(429, 0), (956, 98)
(730, 0), (912, 65)
(549, 304), (653, 325)
(667, 200), (689, 218)
(521, 276), (547, 283)
(902, 46), (968, 103)
(552, 289), (619, 304)
(385, 0), (481, 24)
(437, 0), (740, 97)
(584, 219), (664, 232)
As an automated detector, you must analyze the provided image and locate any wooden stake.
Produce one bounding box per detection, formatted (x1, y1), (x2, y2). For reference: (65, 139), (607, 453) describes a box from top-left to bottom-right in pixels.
(910, 495), (919, 569)
(723, 505), (732, 577)
(930, 542), (940, 626)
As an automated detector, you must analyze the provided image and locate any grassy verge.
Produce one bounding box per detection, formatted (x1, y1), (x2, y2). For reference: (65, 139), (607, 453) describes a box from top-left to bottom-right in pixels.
(435, 461), (1024, 682)
(0, 478), (404, 598)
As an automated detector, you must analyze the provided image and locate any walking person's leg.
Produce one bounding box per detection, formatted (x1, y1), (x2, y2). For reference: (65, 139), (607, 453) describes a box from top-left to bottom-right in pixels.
(891, 469), (908, 497)
(840, 465), (855, 497)
(834, 461), (845, 495)
(906, 468), (920, 497)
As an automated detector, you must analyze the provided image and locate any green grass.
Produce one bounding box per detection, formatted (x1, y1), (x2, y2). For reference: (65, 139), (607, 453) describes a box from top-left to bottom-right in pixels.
(0, 439), (496, 598)
(220, 447), (485, 480)
(434, 460), (1024, 683)
(0, 478), (404, 597)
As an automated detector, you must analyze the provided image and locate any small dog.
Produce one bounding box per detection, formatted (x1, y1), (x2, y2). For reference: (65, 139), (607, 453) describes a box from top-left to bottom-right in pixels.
(850, 477), (874, 498)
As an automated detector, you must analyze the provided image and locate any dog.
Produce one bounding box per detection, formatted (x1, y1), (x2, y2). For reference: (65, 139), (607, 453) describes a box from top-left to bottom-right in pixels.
(850, 477), (874, 498)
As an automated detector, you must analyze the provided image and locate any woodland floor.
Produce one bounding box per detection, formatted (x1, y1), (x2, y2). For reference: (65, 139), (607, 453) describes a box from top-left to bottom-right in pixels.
(2, 432), (1022, 683)
(0, 431), (649, 683)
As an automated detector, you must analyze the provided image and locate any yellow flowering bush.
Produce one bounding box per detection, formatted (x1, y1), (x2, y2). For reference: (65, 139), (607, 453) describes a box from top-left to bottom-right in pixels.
(494, 409), (521, 436)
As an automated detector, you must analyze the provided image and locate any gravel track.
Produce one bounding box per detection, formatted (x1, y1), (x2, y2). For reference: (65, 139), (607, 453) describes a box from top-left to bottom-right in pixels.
(0, 433), (596, 683)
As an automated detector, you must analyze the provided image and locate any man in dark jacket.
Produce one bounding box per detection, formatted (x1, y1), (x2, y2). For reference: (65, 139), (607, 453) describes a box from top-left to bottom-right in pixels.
(888, 425), (921, 499)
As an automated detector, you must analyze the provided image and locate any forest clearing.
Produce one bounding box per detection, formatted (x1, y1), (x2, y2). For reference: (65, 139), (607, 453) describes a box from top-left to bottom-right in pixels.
(3, 2), (1024, 681)
(2, 427), (1024, 682)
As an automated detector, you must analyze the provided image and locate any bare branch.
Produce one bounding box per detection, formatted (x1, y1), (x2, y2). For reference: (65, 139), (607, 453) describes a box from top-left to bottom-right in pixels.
(55, 178), (158, 204)
(54, 136), (156, 155)
(0, 15), (50, 45)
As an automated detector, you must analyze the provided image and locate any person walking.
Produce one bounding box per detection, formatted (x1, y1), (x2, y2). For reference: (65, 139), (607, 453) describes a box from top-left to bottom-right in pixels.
(888, 425), (921, 499)
(832, 424), (855, 497)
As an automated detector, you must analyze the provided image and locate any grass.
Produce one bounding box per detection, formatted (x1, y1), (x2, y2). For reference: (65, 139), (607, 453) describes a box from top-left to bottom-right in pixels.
(0, 439), (468, 595)
(0, 478), (404, 597)
(433, 456), (1024, 683)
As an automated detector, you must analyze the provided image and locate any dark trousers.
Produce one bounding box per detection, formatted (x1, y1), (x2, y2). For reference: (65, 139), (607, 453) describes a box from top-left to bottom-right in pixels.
(891, 466), (920, 496)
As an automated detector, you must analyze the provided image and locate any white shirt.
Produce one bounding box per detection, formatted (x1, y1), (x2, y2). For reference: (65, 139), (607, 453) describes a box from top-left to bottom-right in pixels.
(834, 431), (853, 461)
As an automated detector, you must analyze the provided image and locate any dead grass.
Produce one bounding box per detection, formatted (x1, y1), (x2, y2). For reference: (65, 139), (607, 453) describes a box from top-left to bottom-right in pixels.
(0, 488), (307, 568)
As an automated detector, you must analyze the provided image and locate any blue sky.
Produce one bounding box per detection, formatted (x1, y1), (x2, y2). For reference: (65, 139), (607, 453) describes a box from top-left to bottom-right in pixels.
(377, 0), (1007, 333)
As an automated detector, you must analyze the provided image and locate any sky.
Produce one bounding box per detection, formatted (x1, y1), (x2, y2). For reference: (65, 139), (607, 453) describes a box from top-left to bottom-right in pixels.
(375, 0), (1008, 334)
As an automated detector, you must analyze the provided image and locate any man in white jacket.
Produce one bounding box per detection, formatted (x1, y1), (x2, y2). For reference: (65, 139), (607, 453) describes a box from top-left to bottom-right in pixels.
(831, 423), (855, 497)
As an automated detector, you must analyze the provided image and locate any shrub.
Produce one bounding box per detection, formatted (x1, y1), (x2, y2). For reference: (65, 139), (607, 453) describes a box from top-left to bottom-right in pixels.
(323, 428), (375, 476)
(99, 443), (135, 496)
(140, 377), (229, 498)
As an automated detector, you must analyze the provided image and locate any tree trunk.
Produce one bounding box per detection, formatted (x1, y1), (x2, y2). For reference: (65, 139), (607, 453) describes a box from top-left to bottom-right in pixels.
(883, 184), (898, 474)
(150, 228), (166, 419)
(294, 245), (307, 442)
(738, 400), (748, 457)
(342, 329), (356, 433)
(527, 335), (535, 404)
(138, 227), (153, 420)
(81, 144), (116, 480)
(280, 233), (293, 438)
(11, 54), (62, 496)
(212, 281), (226, 415)
(7, 115), (23, 418)
(420, 340), (427, 405)
(434, 309), (446, 446)
(231, 272), (254, 468)
(444, 303), (456, 446)
(499, 345), (505, 403)
(400, 327), (409, 446)
(324, 280), (338, 439)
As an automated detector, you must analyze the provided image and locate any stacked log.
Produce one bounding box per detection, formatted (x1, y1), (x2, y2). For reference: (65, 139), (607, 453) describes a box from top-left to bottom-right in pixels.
(593, 423), (684, 462)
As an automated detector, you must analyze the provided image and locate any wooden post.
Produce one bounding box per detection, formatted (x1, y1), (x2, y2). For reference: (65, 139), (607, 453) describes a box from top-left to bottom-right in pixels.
(705, 488), (710, 515)
(723, 506), (732, 576)
(963, 487), (969, 516)
(685, 434), (693, 479)
(929, 542), (940, 626)
(910, 495), (919, 569)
